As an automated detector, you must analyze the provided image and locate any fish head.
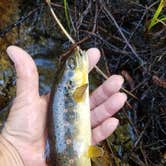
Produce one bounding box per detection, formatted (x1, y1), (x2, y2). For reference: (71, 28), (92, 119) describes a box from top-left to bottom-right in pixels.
(66, 48), (89, 102)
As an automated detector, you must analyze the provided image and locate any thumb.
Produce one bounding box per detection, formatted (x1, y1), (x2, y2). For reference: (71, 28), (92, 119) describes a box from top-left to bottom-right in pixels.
(7, 46), (39, 97)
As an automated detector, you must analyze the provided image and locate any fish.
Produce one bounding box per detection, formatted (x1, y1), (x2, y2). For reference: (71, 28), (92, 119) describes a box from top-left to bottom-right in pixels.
(46, 47), (102, 166)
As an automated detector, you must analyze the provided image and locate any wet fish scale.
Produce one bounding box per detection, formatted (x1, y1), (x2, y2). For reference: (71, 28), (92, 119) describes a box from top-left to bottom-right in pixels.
(46, 49), (91, 166)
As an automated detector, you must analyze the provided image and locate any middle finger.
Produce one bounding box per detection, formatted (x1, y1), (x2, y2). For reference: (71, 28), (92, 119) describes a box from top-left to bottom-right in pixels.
(90, 75), (124, 110)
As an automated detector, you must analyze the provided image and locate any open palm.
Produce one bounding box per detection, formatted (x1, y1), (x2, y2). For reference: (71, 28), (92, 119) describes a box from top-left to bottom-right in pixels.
(1, 46), (127, 166)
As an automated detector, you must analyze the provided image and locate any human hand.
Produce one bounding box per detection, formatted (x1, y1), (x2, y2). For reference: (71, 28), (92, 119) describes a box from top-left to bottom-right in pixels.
(1, 46), (127, 166)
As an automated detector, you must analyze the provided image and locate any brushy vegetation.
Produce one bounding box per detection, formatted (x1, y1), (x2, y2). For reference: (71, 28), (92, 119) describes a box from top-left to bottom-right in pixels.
(0, 0), (166, 165)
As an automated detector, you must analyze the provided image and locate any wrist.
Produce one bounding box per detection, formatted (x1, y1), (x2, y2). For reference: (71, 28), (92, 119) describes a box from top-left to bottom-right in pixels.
(1, 130), (47, 166)
(0, 134), (24, 165)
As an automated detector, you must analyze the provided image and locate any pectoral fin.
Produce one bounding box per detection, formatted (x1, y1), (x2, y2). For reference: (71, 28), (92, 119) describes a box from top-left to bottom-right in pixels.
(73, 83), (88, 102)
(86, 145), (104, 158)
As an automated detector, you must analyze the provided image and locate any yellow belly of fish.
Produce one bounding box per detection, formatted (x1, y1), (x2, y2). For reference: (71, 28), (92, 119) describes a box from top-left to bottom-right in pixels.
(74, 89), (91, 166)
(72, 51), (91, 166)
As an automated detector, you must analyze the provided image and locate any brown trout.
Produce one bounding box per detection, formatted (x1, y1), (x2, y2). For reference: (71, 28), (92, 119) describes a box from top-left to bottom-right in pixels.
(46, 48), (92, 166)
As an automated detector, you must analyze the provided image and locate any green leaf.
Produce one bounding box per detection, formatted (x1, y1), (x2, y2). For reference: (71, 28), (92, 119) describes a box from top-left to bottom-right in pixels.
(148, 0), (166, 30)
(63, 0), (70, 29)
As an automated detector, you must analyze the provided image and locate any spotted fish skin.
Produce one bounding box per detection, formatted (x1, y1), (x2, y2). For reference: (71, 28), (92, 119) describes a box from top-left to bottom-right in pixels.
(46, 48), (91, 166)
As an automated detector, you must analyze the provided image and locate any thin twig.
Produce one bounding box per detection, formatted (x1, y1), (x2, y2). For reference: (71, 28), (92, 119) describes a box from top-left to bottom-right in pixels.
(46, 0), (75, 44)
(95, 65), (139, 100)
(101, 1), (145, 66)
(123, 10), (147, 50)
(80, 30), (130, 56)
(92, 1), (99, 33)
(76, 0), (92, 29)
(0, 5), (42, 37)
(46, 0), (138, 101)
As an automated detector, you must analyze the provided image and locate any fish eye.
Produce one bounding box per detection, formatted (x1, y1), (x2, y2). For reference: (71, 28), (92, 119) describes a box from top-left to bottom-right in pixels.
(67, 57), (76, 70)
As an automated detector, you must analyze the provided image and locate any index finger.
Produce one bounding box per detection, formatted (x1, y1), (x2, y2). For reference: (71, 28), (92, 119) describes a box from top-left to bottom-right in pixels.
(87, 48), (101, 72)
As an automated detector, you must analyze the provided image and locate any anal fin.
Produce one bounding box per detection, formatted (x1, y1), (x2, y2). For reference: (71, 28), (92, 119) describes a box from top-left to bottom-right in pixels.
(86, 145), (104, 158)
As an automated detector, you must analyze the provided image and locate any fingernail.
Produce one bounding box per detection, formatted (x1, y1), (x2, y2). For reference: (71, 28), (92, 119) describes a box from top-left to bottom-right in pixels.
(106, 118), (119, 131)
(116, 75), (124, 86)
(121, 92), (127, 101)
(87, 48), (100, 56)
(119, 75), (124, 84)
(6, 46), (17, 64)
